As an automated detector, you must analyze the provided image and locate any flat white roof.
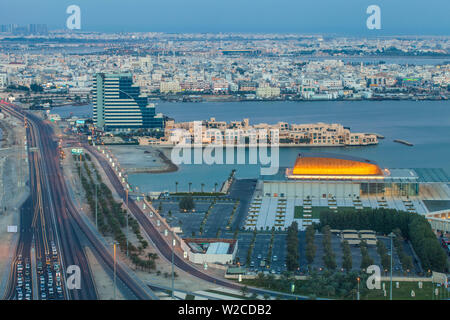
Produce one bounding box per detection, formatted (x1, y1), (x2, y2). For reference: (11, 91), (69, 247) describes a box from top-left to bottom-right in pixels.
(206, 242), (230, 255)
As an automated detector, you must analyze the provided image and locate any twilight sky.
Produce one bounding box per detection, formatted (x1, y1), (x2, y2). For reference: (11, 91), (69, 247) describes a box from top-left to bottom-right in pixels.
(0, 0), (449, 35)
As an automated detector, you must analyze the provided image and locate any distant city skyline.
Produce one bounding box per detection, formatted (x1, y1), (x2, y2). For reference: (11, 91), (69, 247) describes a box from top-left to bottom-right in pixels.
(0, 0), (449, 35)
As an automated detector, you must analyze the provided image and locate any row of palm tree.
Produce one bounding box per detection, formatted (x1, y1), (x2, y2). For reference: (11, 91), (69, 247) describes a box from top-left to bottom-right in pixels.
(174, 181), (219, 193)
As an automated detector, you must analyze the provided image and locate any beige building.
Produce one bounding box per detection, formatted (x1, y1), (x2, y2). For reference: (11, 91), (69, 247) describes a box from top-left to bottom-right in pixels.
(256, 85), (280, 98)
(166, 119), (378, 146)
(160, 80), (181, 93)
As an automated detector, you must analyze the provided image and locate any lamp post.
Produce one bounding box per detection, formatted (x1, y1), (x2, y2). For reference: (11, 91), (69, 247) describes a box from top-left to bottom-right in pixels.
(357, 277), (360, 300)
(171, 230), (176, 300)
(126, 188), (129, 257)
(95, 183), (98, 229)
(388, 232), (396, 301)
(113, 241), (117, 300)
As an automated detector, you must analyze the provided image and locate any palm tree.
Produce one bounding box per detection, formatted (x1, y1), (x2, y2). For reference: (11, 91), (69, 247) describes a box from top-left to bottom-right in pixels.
(188, 182), (192, 193)
(240, 285), (249, 297)
(175, 181), (178, 193)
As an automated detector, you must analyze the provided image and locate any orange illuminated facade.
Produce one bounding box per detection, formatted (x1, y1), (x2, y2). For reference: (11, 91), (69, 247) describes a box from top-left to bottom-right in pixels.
(291, 153), (383, 176)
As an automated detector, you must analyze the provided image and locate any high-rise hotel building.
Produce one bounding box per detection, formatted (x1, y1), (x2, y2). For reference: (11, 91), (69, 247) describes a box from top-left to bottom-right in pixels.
(93, 73), (164, 131)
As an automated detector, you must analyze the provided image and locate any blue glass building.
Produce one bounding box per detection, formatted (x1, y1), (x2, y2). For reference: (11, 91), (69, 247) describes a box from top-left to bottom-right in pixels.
(93, 73), (164, 131)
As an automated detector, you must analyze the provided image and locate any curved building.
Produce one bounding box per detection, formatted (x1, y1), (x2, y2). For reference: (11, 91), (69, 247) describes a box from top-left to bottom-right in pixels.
(93, 73), (164, 131)
(291, 152), (383, 177)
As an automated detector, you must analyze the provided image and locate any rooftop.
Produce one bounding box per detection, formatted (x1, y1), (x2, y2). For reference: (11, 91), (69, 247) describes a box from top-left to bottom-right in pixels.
(291, 152), (383, 177)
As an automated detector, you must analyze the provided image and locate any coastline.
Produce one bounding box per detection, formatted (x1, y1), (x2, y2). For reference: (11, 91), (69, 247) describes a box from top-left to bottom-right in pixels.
(125, 149), (179, 174)
(106, 145), (179, 175)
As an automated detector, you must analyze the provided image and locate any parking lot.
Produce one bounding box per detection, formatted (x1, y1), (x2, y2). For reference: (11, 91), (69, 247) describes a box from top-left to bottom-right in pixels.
(159, 199), (238, 238)
(156, 197), (419, 276)
(202, 203), (236, 238)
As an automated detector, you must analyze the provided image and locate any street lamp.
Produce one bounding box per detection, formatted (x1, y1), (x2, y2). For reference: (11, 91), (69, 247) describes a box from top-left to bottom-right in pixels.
(126, 189), (129, 257)
(171, 231), (176, 300)
(95, 183), (98, 229)
(113, 241), (118, 300)
(388, 232), (396, 301)
(357, 277), (360, 300)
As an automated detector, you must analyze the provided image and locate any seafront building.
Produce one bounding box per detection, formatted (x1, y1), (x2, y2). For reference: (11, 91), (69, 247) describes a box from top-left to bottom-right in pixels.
(245, 152), (450, 231)
(93, 73), (164, 132)
(163, 118), (378, 146)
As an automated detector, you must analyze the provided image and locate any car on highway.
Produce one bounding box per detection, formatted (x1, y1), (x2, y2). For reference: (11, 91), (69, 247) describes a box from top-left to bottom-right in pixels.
(56, 286), (63, 299)
(41, 292), (47, 300)
(17, 292), (23, 300)
(25, 292), (31, 300)
(272, 255), (278, 262)
(48, 287), (54, 297)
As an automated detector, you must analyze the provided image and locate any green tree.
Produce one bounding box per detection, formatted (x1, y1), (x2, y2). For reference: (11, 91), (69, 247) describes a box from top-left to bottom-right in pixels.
(342, 240), (353, 272)
(285, 222), (299, 271)
(179, 196), (195, 211)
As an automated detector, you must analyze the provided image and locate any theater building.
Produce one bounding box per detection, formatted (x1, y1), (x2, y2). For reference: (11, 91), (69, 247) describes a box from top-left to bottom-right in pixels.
(262, 153), (419, 199)
(245, 152), (450, 231)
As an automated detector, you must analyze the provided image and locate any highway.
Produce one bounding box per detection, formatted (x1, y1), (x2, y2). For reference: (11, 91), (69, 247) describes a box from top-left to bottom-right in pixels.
(1, 100), (303, 300)
(1, 102), (98, 300)
(1, 101), (156, 300)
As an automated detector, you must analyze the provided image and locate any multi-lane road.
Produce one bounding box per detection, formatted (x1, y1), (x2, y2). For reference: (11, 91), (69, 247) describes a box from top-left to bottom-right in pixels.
(1, 102), (156, 300)
(1, 100), (304, 300)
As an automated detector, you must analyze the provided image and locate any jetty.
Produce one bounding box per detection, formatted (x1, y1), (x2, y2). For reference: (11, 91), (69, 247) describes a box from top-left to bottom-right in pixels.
(394, 139), (413, 146)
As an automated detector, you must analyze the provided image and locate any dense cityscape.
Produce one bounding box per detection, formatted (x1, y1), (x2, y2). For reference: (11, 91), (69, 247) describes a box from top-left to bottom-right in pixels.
(0, 29), (449, 106)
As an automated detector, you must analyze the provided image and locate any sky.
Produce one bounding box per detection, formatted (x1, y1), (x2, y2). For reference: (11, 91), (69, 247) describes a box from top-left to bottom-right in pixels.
(0, 0), (449, 35)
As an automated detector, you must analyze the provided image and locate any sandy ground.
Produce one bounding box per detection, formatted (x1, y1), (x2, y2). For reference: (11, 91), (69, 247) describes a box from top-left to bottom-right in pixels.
(131, 236), (220, 293)
(107, 145), (177, 173)
(84, 247), (125, 300)
(0, 114), (29, 298)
